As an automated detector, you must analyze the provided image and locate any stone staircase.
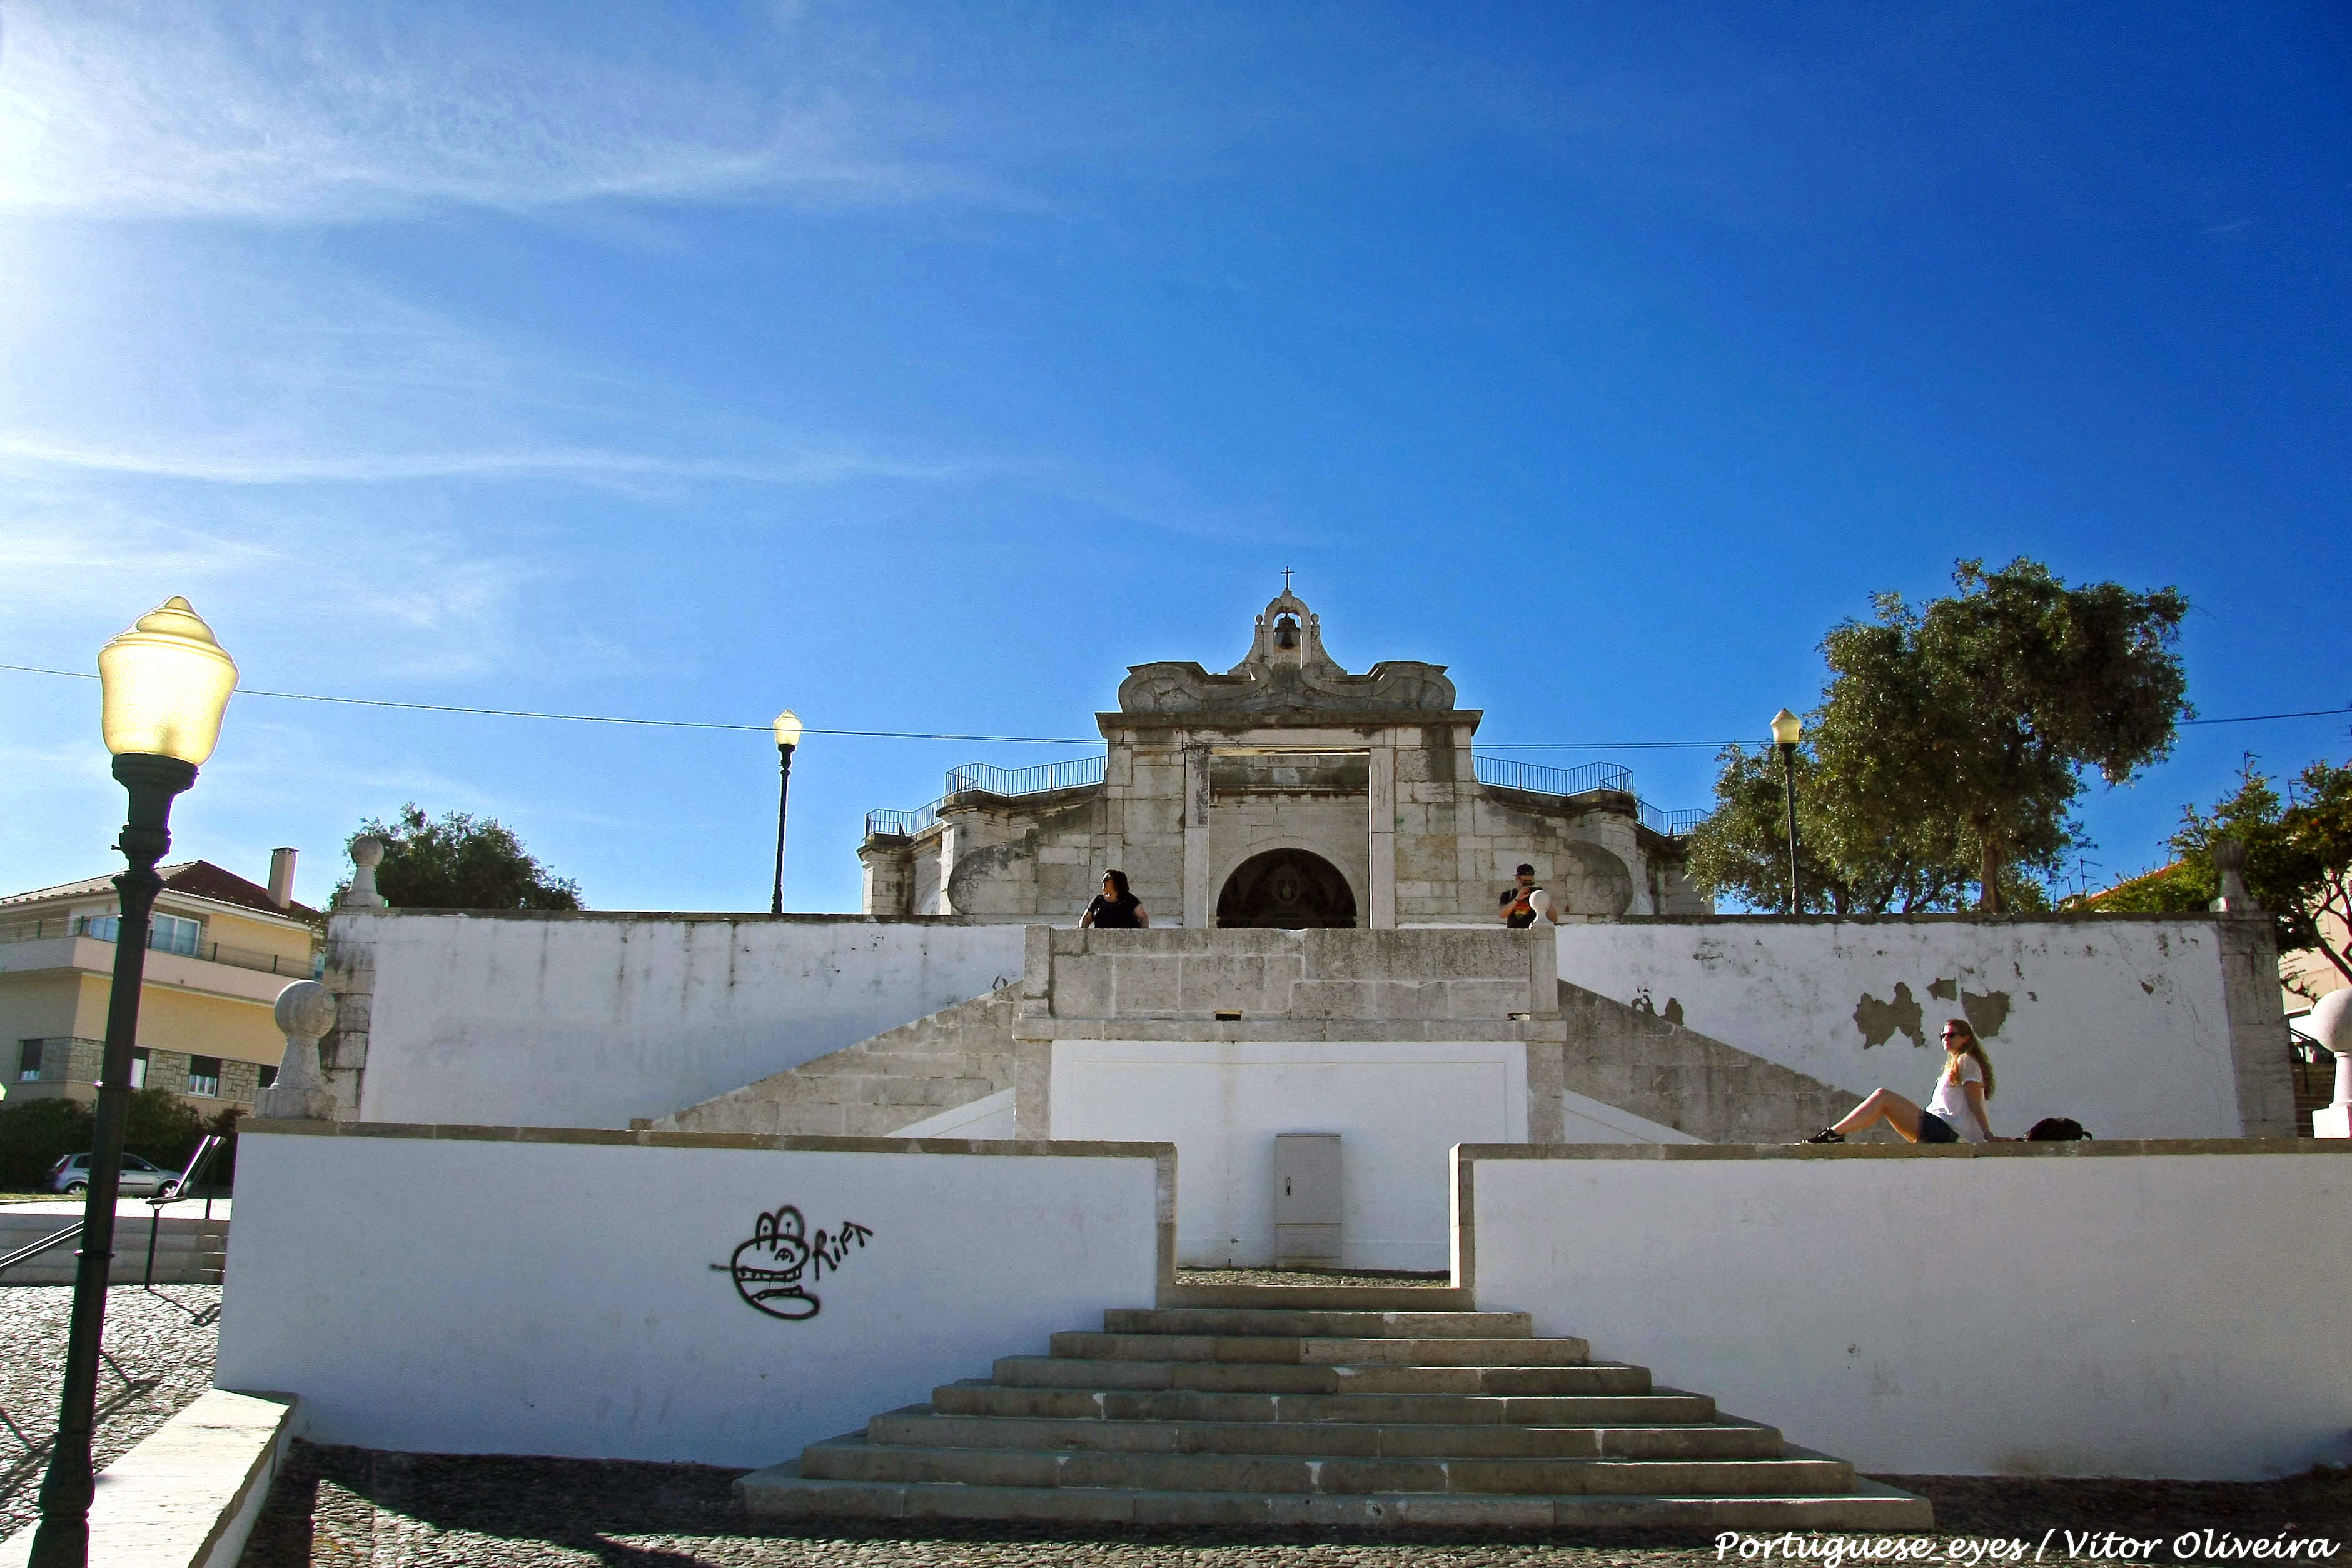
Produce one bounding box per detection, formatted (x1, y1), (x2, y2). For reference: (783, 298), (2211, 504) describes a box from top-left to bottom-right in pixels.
(657, 988), (1017, 1137)
(738, 1284), (1932, 1531)
(1555, 980), (1858, 1145)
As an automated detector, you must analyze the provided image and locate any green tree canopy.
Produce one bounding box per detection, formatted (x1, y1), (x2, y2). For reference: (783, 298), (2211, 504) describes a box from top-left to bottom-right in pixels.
(2102, 754), (2352, 997)
(1687, 558), (2189, 913)
(341, 805), (583, 911)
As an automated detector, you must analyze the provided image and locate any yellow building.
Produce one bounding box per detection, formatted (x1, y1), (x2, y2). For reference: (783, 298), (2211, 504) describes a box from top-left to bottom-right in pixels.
(0, 855), (320, 1112)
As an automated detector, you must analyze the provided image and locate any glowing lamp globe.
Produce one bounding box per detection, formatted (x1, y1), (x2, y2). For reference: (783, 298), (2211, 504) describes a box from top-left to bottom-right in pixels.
(772, 710), (804, 751)
(98, 597), (238, 766)
(1770, 708), (1802, 748)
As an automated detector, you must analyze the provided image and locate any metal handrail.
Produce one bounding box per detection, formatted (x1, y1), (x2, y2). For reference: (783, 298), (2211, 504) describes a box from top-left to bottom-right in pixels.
(867, 754), (1108, 838)
(0, 1220), (83, 1279)
(1641, 805), (1708, 839)
(1473, 756), (1635, 798)
(945, 756), (1106, 798)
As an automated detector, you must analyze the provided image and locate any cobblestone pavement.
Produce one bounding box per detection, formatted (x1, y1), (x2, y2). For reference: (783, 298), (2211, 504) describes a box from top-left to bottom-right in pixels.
(0, 1283), (224, 1538)
(238, 1445), (2352, 1568)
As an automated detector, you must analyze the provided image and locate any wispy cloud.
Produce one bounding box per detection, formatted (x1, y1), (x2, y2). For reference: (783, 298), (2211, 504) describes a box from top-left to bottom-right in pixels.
(0, 433), (994, 488)
(0, 2), (985, 220)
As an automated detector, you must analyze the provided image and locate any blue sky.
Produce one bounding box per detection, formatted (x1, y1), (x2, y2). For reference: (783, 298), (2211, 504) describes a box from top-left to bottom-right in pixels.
(2, 2), (2346, 914)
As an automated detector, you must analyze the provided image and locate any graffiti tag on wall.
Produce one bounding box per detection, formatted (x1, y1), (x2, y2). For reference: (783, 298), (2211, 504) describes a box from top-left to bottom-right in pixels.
(711, 1204), (874, 1321)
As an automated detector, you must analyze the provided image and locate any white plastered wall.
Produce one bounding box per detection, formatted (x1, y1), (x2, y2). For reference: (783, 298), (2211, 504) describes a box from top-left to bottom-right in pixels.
(1557, 920), (2251, 1137)
(1468, 1145), (2352, 1480)
(216, 1127), (1163, 1467)
(1049, 1039), (1533, 1272)
(340, 913), (1027, 1128)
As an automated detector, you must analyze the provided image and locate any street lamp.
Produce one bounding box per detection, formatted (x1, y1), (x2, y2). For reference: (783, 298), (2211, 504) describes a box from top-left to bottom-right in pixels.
(770, 710), (802, 916)
(33, 598), (235, 1568)
(1770, 708), (1802, 915)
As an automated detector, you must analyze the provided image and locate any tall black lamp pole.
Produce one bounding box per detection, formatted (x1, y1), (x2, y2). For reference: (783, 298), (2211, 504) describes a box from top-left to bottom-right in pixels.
(769, 710), (802, 917)
(1770, 708), (1803, 915)
(33, 598), (236, 1568)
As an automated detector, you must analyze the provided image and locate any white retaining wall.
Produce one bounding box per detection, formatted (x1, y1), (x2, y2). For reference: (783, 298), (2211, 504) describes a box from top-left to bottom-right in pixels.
(216, 1123), (1167, 1468)
(1554, 916), (2285, 1138)
(1050, 1039), (1544, 1272)
(335, 912), (1027, 1128)
(1463, 1142), (2352, 1480)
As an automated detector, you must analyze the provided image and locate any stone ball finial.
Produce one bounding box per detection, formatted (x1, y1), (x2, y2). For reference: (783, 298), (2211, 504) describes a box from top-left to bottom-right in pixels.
(2308, 988), (2352, 1058)
(274, 980), (338, 1040)
(340, 836), (389, 909)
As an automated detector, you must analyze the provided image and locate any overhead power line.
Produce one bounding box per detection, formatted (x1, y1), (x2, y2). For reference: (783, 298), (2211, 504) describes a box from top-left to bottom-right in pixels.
(2, 663), (2344, 749)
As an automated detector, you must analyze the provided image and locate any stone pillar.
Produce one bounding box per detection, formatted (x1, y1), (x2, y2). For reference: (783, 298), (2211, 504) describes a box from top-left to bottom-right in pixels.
(256, 981), (338, 1120)
(1368, 740), (1398, 930)
(1182, 742), (1211, 928)
(859, 836), (914, 917)
(936, 818), (962, 915)
(2309, 989), (2352, 1139)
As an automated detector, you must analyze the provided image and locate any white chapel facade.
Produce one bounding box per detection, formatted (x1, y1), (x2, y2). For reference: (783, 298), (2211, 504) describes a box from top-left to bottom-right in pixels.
(857, 590), (1707, 926)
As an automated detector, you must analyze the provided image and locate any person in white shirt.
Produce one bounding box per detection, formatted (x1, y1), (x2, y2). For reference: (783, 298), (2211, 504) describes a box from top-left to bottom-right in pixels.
(1804, 1020), (2010, 1145)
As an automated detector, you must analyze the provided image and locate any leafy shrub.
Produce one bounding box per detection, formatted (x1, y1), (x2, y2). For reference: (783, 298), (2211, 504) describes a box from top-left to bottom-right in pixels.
(0, 1097), (94, 1191)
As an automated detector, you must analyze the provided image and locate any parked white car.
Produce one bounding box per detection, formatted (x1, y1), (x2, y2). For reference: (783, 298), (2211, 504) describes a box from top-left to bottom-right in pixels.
(46, 1153), (179, 1198)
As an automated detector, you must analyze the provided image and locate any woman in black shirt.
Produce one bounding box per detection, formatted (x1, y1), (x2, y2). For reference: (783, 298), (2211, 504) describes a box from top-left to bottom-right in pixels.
(1081, 868), (1149, 928)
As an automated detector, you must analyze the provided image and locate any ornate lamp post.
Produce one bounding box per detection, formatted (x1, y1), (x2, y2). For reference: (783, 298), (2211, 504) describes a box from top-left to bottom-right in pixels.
(32, 598), (236, 1568)
(769, 710), (802, 916)
(1770, 708), (1803, 914)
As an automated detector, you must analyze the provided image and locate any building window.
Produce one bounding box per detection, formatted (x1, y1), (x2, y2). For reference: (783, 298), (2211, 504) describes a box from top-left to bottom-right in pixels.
(129, 1048), (149, 1090)
(17, 1040), (41, 1082)
(186, 1055), (221, 1097)
(73, 913), (201, 955)
(257, 1064), (278, 1089)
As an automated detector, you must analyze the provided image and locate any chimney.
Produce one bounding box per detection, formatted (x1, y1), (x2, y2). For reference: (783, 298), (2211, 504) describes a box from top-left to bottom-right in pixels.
(268, 848), (298, 908)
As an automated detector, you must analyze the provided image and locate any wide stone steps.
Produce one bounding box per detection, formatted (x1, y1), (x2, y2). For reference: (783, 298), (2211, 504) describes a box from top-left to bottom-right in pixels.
(1103, 1308), (1532, 1338)
(736, 1289), (1934, 1533)
(927, 1382), (1725, 1427)
(1049, 1332), (1593, 1366)
(871, 1408), (1788, 1460)
(992, 1355), (1648, 1395)
(799, 1433), (1860, 1497)
(738, 1470), (1934, 1530)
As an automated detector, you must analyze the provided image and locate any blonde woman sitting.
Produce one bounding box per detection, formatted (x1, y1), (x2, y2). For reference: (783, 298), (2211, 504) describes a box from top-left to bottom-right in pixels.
(1805, 1020), (2010, 1144)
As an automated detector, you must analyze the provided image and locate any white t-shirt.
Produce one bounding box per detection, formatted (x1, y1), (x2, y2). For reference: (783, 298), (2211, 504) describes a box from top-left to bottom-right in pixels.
(1924, 1057), (1989, 1143)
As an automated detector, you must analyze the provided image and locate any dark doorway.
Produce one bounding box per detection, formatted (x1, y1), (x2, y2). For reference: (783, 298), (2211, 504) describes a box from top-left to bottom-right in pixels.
(1216, 848), (1358, 928)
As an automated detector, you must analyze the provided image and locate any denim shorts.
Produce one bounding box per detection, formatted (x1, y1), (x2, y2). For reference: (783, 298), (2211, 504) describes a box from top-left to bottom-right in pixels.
(1917, 1110), (1959, 1145)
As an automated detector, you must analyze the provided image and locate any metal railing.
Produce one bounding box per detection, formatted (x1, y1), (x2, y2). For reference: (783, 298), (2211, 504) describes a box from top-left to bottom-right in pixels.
(1642, 805), (1709, 839)
(946, 756), (1106, 798)
(867, 753), (1108, 839)
(1473, 756), (1635, 798)
(0, 916), (323, 977)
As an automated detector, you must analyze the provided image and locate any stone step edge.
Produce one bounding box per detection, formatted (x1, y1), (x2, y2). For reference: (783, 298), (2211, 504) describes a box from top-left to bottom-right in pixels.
(1049, 1335), (1592, 1366)
(934, 1377), (1708, 1412)
(800, 1435), (1852, 1492)
(879, 1402), (1778, 1442)
(1161, 1285), (1474, 1312)
(737, 1468), (1936, 1530)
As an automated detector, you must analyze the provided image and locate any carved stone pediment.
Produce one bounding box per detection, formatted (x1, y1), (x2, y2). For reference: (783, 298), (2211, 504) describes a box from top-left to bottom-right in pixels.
(1116, 590), (1458, 715)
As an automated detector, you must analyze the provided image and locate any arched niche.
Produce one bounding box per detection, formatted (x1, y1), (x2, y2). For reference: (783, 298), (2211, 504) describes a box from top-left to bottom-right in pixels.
(1216, 848), (1358, 929)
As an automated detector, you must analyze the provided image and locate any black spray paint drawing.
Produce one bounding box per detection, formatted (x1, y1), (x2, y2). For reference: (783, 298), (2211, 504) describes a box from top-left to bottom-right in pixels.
(712, 1204), (874, 1321)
